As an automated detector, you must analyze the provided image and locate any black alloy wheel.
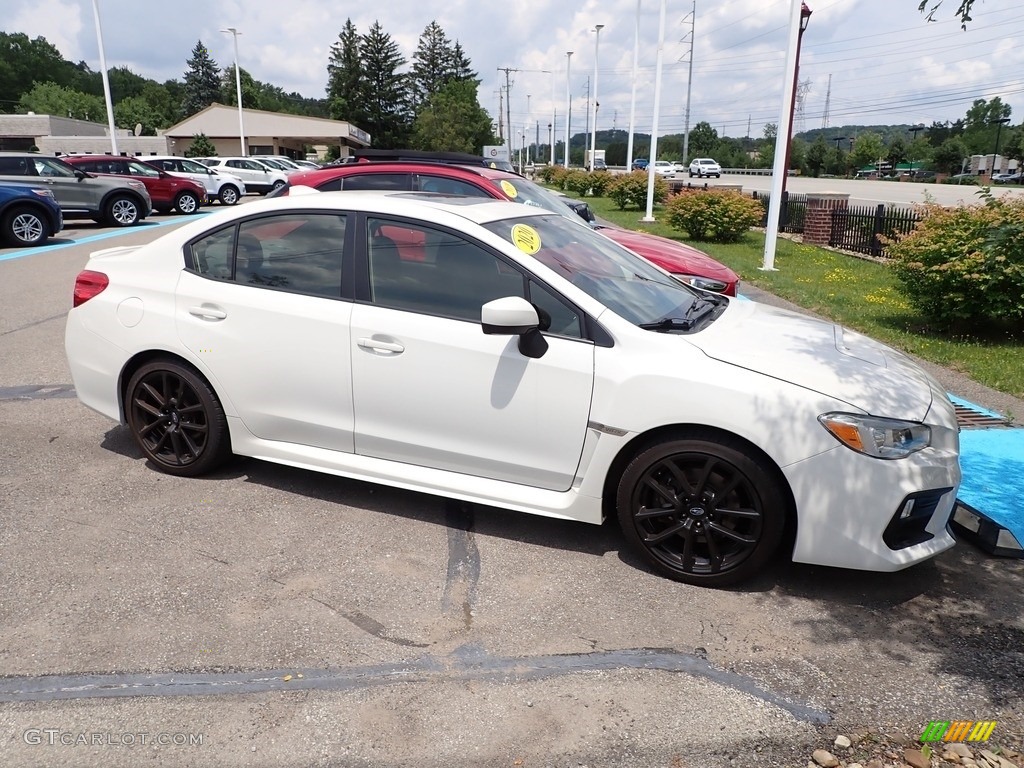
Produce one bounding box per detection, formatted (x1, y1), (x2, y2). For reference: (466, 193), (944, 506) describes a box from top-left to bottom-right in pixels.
(617, 437), (785, 587)
(125, 360), (230, 477)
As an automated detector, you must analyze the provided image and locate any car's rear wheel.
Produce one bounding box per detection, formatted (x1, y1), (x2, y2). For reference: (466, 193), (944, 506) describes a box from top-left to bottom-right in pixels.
(2, 206), (48, 247)
(616, 436), (786, 587)
(175, 191), (200, 215)
(105, 195), (140, 227)
(271, 179), (285, 193)
(125, 359), (231, 477)
(218, 185), (240, 205)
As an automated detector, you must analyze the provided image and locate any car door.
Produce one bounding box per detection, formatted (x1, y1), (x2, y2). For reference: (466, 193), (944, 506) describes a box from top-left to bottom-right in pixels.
(350, 216), (595, 491)
(178, 159), (219, 196)
(29, 157), (95, 212)
(175, 211), (355, 452)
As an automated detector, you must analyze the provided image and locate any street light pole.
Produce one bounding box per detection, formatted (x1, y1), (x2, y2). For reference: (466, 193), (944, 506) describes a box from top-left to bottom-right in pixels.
(989, 116), (1011, 176)
(564, 51), (573, 167)
(589, 24), (604, 172)
(626, 0), (640, 170)
(90, 0), (118, 155)
(780, 3), (812, 203)
(221, 27), (246, 156)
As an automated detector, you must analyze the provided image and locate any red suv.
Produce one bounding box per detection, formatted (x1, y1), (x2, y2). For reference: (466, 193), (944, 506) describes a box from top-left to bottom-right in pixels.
(61, 155), (206, 215)
(272, 150), (739, 295)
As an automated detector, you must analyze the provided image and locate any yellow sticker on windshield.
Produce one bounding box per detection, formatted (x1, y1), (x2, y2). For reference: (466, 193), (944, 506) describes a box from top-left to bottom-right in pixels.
(511, 224), (541, 255)
(500, 180), (519, 199)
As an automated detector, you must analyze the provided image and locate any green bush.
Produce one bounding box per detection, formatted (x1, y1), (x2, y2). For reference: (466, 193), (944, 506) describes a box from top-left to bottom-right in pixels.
(587, 171), (613, 197)
(887, 196), (1024, 330)
(663, 189), (764, 242)
(607, 171), (668, 210)
(561, 169), (593, 197)
(536, 164), (562, 184)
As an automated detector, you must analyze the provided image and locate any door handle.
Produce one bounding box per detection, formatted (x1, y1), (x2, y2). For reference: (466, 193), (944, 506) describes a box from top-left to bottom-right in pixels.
(188, 305), (227, 320)
(357, 337), (405, 354)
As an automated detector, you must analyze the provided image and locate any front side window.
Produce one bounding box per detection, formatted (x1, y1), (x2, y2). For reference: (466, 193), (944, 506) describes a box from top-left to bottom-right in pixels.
(126, 161), (160, 177)
(180, 159), (209, 174)
(34, 158), (77, 177)
(188, 213), (348, 298)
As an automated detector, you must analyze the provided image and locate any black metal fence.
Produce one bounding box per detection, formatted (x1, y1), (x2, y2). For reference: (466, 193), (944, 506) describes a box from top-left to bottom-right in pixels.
(829, 204), (921, 258)
(752, 191), (807, 234)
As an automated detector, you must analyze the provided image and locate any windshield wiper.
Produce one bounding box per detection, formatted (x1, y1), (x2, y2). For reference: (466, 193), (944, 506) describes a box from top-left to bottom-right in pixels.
(639, 297), (718, 332)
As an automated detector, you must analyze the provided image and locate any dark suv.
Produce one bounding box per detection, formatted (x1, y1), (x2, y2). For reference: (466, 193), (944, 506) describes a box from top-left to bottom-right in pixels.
(62, 155), (206, 215)
(0, 152), (152, 227)
(272, 150), (739, 295)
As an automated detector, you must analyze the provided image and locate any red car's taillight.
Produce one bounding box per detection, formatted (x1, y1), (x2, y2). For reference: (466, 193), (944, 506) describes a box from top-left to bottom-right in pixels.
(73, 270), (109, 307)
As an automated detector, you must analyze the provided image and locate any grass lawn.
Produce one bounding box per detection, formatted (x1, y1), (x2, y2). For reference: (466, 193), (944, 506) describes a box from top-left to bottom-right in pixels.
(585, 195), (1024, 400)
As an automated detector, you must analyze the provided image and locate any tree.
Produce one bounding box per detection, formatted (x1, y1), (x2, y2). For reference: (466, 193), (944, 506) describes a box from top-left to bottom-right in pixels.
(181, 40), (221, 117)
(918, 0), (975, 27)
(410, 22), (452, 110)
(410, 79), (494, 152)
(850, 132), (886, 170)
(886, 137), (908, 168)
(0, 32), (88, 112)
(763, 122), (778, 140)
(932, 137), (969, 174)
(221, 64), (261, 109)
(113, 96), (161, 135)
(185, 133), (217, 158)
(18, 81), (104, 121)
(359, 21), (412, 148)
(107, 66), (148, 100)
(806, 135), (828, 177)
(962, 97), (1012, 156)
(326, 19), (368, 127)
(688, 121), (718, 157)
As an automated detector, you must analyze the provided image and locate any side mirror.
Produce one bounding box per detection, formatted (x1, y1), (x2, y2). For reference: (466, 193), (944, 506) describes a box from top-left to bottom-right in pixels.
(74, 169), (88, 180)
(481, 297), (548, 359)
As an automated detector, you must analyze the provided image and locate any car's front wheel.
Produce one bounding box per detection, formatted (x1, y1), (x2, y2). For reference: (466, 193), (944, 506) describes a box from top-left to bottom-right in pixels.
(125, 359), (231, 477)
(271, 179), (286, 193)
(175, 191), (200, 215)
(616, 435), (786, 587)
(218, 185), (240, 205)
(2, 206), (48, 247)
(105, 195), (141, 227)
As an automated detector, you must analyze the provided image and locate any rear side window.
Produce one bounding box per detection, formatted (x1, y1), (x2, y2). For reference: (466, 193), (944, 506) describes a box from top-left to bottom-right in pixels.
(188, 213), (348, 299)
(0, 156), (32, 175)
(341, 174), (409, 191)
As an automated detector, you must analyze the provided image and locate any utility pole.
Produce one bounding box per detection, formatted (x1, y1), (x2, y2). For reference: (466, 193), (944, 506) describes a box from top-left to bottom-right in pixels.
(497, 66), (519, 150)
(497, 88), (504, 144)
(681, 0), (696, 164)
(583, 76), (590, 150)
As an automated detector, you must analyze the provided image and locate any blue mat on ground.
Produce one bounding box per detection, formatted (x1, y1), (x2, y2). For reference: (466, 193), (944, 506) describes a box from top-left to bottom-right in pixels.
(951, 395), (1024, 551)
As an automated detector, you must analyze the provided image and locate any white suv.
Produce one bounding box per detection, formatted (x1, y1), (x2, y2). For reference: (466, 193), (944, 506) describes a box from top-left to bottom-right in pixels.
(198, 157), (289, 196)
(689, 158), (722, 178)
(147, 156), (246, 205)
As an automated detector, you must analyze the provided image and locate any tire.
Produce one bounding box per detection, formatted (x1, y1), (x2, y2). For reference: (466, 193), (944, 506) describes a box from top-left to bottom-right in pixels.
(271, 179), (286, 193)
(105, 194), (140, 227)
(2, 205), (48, 247)
(616, 435), (786, 587)
(689, 171), (694, 178)
(218, 185), (240, 206)
(125, 359), (231, 477)
(175, 191), (200, 215)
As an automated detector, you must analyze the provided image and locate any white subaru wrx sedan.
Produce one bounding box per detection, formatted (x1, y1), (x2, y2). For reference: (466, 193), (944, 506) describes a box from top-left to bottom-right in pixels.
(65, 193), (961, 587)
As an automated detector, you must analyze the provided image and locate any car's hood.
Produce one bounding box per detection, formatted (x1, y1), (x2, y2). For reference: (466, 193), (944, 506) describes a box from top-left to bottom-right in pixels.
(688, 301), (934, 421)
(599, 226), (738, 282)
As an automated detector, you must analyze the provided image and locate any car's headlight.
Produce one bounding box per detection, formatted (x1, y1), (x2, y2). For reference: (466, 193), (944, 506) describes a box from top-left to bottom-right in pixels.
(818, 413), (931, 459)
(30, 188), (55, 199)
(126, 180), (146, 191)
(675, 274), (727, 293)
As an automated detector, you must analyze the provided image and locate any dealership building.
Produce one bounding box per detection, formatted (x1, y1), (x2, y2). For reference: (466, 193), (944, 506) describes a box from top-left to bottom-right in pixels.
(0, 104), (370, 159)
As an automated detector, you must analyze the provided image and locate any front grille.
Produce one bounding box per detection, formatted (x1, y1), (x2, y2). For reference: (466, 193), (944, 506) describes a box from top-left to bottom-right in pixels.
(883, 488), (954, 550)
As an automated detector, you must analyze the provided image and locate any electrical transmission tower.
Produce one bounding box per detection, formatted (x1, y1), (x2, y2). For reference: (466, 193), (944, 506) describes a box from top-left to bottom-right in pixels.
(794, 78), (811, 134)
(821, 74), (832, 129)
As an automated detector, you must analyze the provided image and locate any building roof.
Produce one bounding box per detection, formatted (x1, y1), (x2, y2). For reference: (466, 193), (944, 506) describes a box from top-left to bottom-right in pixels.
(164, 103), (370, 146)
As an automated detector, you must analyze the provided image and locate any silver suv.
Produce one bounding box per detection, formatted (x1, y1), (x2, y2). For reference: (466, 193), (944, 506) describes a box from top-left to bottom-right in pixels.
(688, 158), (722, 178)
(0, 152), (152, 226)
(146, 156), (246, 205)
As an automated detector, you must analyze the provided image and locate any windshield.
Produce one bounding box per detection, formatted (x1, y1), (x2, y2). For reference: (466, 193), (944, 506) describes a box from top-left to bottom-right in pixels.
(484, 176), (586, 220)
(483, 214), (708, 326)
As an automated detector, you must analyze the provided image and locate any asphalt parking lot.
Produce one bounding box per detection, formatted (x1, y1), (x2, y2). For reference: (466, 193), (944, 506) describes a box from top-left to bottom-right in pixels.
(1, 216), (1022, 767)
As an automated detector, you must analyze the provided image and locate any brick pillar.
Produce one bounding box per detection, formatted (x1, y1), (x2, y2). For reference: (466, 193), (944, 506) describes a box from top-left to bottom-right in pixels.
(802, 192), (849, 247)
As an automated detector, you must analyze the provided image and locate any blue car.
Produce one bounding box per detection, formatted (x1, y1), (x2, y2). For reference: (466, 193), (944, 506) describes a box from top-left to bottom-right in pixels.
(0, 183), (63, 247)
(631, 158), (649, 170)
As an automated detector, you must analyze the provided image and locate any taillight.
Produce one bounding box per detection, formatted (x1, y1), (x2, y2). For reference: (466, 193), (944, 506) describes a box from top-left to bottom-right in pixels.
(73, 270), (109, 307)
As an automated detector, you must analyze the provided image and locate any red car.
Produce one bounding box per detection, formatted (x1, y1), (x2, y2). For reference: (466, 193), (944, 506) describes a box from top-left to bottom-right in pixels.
(272, 150), (739, 295)
(61, 155), (206, 215)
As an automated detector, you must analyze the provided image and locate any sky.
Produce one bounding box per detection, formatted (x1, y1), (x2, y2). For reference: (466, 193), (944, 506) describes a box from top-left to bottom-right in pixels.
(4, 0), (1024, 143)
